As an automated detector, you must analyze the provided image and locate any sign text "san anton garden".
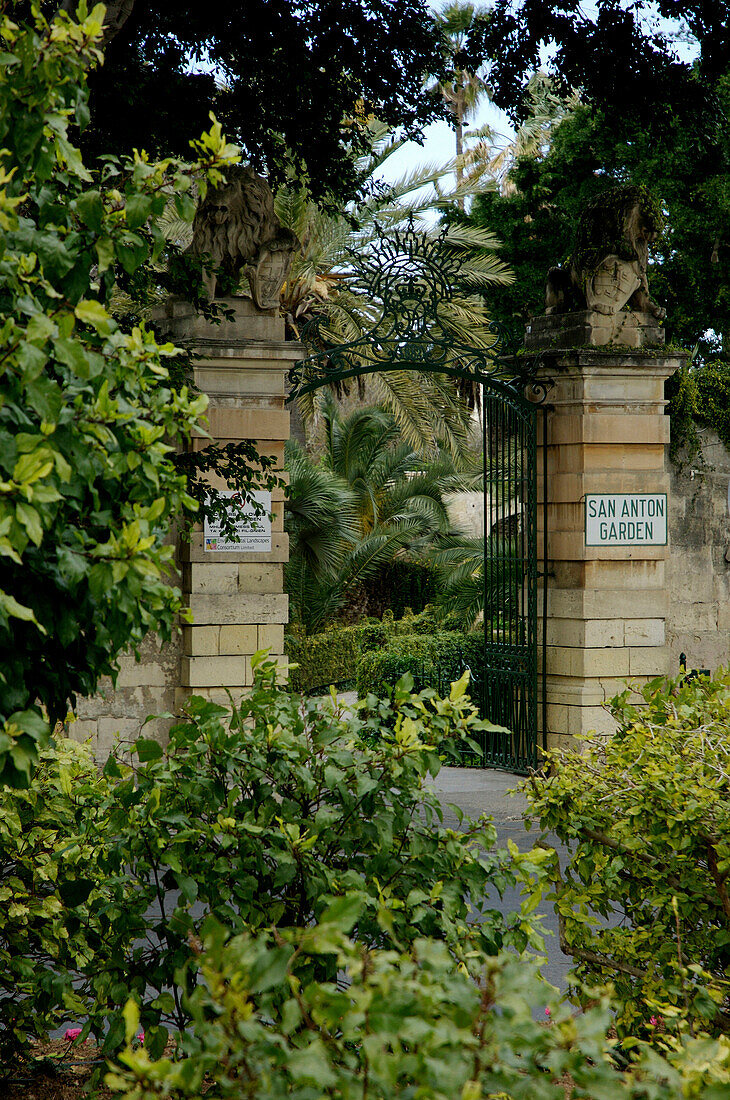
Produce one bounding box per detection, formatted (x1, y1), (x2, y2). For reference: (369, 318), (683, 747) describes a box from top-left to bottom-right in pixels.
(585, 493), (667, 547)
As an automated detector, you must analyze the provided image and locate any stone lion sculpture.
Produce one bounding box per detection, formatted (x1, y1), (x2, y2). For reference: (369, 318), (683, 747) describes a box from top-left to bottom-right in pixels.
(545, 185), (666, 320)
(188, 165), (298, 309)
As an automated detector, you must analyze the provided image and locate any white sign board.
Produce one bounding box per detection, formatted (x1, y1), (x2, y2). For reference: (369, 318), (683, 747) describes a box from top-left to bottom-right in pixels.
(204, 490), (272, 552)
(585, 493), (667, 547)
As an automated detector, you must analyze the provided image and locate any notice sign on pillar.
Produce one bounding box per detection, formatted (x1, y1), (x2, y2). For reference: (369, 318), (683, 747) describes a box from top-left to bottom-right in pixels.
(585, 493), (667, 547)
(204, 490), (272, 552)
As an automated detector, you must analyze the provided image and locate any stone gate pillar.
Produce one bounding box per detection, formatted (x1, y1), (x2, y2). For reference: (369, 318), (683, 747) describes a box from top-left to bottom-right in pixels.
(527, 310), (686, 750)
(162, 297), (301, 707)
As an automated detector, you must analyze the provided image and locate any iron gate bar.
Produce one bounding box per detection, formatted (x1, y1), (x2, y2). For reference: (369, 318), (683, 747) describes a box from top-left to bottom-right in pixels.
(285, 220), (549, 771)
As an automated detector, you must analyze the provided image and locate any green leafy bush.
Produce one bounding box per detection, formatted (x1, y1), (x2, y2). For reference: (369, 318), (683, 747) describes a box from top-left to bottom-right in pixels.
(0, 3), (248, 784)
(525, 668), (730, 1037)
(284, 622), (361, 693)
(1, 657), (538, 1069)
(285, 606), (463, 693)
(356, 629), (484, 699)
(108, 919), (730, 1100)
(0, 739), (110, 1066)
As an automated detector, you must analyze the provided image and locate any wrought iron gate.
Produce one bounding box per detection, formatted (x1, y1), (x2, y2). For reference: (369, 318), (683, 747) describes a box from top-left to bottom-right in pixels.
(286, 221), (548, 772)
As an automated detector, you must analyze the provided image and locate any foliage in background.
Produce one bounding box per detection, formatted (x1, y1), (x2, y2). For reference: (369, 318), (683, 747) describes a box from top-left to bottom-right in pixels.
(666, 360), (730, 466)
(525, 668), (730, 1038)
(0, 656), (540, 1073)
(0, 5), (250, 785)
(284, 622), (362, 694)
(107, 925), (730, 1100)
(284, 603), (460, 695)
(469, 87), (730, 361)
(285, 400), (473, 632)
(64, 0), (451, 206)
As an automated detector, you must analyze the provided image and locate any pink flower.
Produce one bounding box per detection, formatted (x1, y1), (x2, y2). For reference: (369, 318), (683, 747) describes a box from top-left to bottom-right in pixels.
(136, 1030), (145, 1044)
(544, 1007), (551, 1017)
(649, 1016), (658, 1026)
(64, 1027), (83, 1042)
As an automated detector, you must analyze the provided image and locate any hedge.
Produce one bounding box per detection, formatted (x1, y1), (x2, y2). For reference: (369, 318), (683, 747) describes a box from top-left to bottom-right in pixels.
(285, 607), (474, 696)
(284, 624), (361, 694)
(356, 630), (484, 699)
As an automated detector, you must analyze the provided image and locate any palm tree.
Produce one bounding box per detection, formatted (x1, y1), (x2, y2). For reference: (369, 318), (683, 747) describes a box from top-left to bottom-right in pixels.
(459, 72), (580, 196)
(275, 118), (514, 456)
(432, 2), (493, 200)
(284, 396), (470, 632)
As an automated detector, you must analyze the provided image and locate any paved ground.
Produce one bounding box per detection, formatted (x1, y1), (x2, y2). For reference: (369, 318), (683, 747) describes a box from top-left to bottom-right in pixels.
(430, 766), (572, 990)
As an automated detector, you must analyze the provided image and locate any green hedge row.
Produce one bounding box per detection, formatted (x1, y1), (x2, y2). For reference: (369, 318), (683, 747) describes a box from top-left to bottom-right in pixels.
(284, 623), (361, 694)
(285, 607), (480, 697)
(356, 631), (484, 698)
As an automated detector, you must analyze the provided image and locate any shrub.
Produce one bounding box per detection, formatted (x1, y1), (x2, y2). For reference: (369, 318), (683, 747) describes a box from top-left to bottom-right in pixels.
(109, 920), (730, 1099)
(284, 622), (361, 693)
(356, 630), (484, 699)
(525, 668), (730, 1037)
(0, 739), (112, 1067)
(1, 657), (539, 1071)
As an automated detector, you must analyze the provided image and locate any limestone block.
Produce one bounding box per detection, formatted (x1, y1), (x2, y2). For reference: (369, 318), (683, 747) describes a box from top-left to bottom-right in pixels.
(524, 310), (664, 352)
(628, 646), (670, 676)
(183, 562), (240, 594)
(543, 675), (636, 706)
(582, 559), (665, 589)
(68, 718), (98, 745)
(219, 625), (258, 655)
(546, 645), (630, 678)
(542, 617), (623, 648)
(624, 619), (665, 646)
(545, 730), (578, 754)
(183, 625), (220, 656)
(181, 655), (251, 688)
(546, 587), (668, 620)
(194, 364), (286, 398)
(548, 414), (670, 447)
(115, 660), (173, 689)
(564, 704), (617, 738)
(237, 563), (283, 594)
(258, 624), (285, 652)
(202, 407), (289, 442)
(188, 592), (288, 625)
(96, 717), (144, 757)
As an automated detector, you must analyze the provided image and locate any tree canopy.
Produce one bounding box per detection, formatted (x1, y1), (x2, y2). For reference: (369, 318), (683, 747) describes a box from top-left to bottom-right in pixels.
(58, 0), (451, 204)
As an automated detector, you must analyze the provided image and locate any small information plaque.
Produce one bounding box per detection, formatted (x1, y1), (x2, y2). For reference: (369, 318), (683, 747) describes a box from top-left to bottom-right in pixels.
(204, 490), (272, 553)
(585, 493), (667, 547)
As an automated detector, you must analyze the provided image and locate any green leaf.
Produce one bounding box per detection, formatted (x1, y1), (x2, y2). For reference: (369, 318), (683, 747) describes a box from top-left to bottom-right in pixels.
(319, 892), (365, 933)
(247, 946), (293, 994)
(75, 189), (104, 233)
(74, 299), (113, 332)
(135, 738), (163, 762)
(58, 878), (95, 907)
(125, 193), (153, 229)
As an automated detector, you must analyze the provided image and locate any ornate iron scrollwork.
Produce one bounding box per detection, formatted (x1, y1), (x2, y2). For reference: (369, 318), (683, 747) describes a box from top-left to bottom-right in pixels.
(286, 219), (548, 408)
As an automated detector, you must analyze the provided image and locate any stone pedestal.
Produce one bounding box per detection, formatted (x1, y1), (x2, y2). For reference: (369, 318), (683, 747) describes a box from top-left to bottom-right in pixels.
(72, 297), (299, 756)
(532, 311), (686, 748)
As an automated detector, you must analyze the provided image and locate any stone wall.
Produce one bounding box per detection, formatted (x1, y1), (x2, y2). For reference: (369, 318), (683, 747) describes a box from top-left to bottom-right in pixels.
(667, 428), (730, 673)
